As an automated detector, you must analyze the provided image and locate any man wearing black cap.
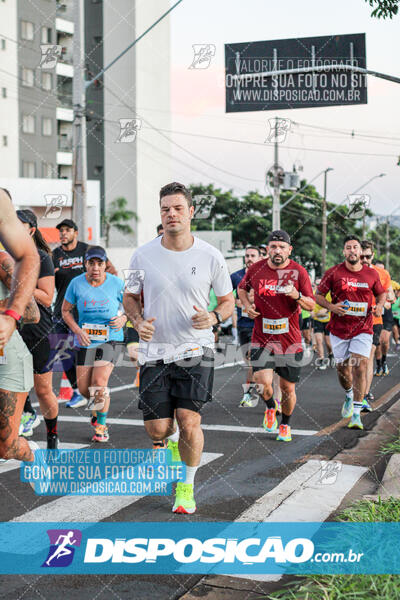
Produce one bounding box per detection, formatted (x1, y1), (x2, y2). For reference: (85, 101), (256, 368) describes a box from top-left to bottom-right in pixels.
(238, 230), (315, 442)
(52, 219), (117, 408)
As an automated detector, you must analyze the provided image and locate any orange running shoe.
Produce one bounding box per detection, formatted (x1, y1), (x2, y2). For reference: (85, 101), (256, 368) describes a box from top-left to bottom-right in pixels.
(263, 408), (278, 432)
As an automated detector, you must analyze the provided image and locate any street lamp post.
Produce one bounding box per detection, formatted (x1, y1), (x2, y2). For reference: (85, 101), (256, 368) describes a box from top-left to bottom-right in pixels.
(321, 168), (334, 273)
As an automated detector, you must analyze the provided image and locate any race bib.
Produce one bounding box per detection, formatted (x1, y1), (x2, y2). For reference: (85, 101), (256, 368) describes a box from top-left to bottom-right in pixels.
(262, 318), (289, 335)
(163, 346), (203, 364)
(241, 309), (249, 318)
(345, 301), (368, 317)
(0, 347), (6, 365)
(82, 323), (109, 341)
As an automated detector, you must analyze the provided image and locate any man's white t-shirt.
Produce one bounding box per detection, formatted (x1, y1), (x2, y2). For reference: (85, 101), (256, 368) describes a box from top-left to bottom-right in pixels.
(128, 235), (233, 364)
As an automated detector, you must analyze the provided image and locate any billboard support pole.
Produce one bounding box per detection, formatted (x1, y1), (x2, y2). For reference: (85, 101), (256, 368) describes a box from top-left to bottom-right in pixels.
(272, 117), (280, 230)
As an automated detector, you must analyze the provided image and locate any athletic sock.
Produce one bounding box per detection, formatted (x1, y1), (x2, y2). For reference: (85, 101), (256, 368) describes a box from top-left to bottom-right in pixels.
(184, 465), (198, 485)
(24, 397), (35, 415)
(97, 411), (108, 426)
(382, 354), (387, 366)
(353, 401), (362, 416)
(265, 397), (276, 409)
(167, 428), (179, 443)
(344, 387), (353, 399)
(376, 358), (382, 369)
(281, 413), (291, 425)
(45, 417), (58, 436)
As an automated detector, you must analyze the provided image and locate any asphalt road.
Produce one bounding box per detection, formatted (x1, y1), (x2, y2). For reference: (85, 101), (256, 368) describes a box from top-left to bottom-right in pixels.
(0, 345), (399, 599)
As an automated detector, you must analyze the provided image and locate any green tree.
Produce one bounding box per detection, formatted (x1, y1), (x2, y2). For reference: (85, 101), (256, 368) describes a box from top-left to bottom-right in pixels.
(102, 197), (137, 247)
(364, 0), (399, 19)
(188, 181), (368, 275)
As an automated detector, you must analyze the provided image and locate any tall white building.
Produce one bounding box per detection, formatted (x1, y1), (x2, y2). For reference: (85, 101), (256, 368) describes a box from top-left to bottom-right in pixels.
(0, 0), (171, 247)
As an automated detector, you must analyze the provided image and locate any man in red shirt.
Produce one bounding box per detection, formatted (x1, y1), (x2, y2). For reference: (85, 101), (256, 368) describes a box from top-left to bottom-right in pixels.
(316, 236), (385, 430)
(238, 230), (315, 442)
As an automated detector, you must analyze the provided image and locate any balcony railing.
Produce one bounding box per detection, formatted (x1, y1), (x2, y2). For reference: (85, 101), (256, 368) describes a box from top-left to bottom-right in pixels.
(58, 136), (73, 151)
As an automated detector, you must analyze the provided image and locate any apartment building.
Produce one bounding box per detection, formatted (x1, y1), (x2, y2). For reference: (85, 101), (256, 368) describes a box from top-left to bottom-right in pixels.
(0, 0), (171, 246)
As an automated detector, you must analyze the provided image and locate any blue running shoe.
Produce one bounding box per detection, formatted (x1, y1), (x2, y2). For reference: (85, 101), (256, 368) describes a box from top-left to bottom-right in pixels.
(361, 396), (373, 413)
(348, 413), (364, 430)
(20, 411), (40, 437)
(66, 391), (87, 408)
(341, 397), (353, 419)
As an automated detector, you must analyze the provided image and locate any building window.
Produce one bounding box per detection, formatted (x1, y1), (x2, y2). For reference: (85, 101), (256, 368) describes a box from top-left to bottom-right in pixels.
(22, 114), (35, 134)
(2, 136), (7, 147)
(41, 72), (52, 91)
(22, 161), (36, 177)
(1, 88), (6, 98)
(1, 39), (5, 50)
(21, 21), (34, 41)
(42, 162), (53, 178)
(42, 117), (52, 136)
(21, 67), (34, 87)
(41, 27), (52, 44)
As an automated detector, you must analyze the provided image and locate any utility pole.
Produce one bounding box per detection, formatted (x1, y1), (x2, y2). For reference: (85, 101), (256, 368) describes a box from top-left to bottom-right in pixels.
(272, 117), (280, 230)
(71, 0), (183, 244)
(72, 0), (87, 242)
(321, 167), (333, 273)
(386, 216), (390, 271)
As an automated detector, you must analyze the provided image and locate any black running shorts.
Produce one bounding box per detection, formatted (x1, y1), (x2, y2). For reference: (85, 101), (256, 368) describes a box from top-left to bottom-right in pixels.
(313, 320), (329, 335)
(382, 307), (394, 332)
(372, 323), (383, 347)
(23, 334), (52, 374)
(139, 347), (214, 421)
(250, 346), (303, 383)
(76, 342), (123, 366)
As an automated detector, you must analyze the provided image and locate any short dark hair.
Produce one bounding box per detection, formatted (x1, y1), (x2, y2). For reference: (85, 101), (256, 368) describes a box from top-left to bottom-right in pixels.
(1, 188), (11, 199)
(361, 240), (374, 251)
(245, 245), (261, 255)
(343, 235), (361, 246)
(159, 182), (193, 208)
(156, 224), (163, 234)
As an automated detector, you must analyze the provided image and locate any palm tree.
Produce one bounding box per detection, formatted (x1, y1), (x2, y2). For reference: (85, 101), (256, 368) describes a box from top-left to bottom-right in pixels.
(102, 197), (137, 247)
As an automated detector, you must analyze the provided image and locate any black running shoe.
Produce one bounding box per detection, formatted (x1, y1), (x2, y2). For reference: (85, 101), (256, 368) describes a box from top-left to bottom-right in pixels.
(47, 434), (59, 449)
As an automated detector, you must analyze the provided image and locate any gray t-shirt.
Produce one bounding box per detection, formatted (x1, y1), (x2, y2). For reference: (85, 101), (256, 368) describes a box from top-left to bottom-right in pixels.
(128, 235), (233, 363)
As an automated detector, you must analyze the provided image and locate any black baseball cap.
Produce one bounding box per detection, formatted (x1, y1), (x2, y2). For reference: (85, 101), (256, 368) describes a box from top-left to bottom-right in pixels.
(85, 245), (107, 262)
(56, 218), (78, 230)
(16, 209), (37, 228)
(267, 229), (291, 245)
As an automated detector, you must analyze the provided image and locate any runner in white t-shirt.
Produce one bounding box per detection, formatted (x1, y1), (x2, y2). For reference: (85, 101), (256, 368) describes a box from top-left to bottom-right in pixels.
(123, 182), (234, 515)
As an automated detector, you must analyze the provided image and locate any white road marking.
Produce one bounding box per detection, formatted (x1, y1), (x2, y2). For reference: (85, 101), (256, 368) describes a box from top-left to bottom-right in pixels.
(231, 459), (367, 582)
(12, 452), (223, 523)
(55, 415), (318, 437)
(0, 443), (87, 475)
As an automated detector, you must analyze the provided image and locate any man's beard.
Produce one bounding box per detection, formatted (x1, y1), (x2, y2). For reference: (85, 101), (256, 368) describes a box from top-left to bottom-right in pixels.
(347, 256), (360, 265)
(270, 255), (285, 265)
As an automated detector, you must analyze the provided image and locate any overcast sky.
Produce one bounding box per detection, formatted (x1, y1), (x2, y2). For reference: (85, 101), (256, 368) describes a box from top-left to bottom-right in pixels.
(167, 0), (400, 217)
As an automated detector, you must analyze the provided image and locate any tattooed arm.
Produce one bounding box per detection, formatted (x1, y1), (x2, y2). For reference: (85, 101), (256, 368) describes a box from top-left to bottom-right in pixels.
(0, 190), (39, 345)
(0, 252), (40, 324)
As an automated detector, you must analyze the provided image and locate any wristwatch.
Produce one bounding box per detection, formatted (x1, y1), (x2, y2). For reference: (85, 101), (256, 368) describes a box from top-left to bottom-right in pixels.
(296, 291), (302, 302)
(3, 309), (22, 324)
(213, 310), (222, 324)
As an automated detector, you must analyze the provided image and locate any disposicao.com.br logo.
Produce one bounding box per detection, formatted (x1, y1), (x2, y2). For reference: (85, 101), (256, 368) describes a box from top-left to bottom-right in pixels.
(83, 535), (314, 565)
(42, 529), (82, 568)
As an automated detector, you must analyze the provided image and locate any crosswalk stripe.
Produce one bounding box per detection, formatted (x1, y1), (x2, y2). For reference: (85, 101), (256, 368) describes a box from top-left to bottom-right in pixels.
(12, 452), (223, 523)
(231, 459), (367, 582)
(0, 443), (87, 475)
(55, 415), (318, 436)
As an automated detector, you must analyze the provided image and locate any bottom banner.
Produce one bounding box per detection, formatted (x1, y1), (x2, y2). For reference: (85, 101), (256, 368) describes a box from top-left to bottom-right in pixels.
(0, 522), (399, 574)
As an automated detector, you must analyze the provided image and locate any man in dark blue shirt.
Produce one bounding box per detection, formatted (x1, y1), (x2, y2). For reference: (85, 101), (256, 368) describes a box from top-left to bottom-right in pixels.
(230, 245), (262, 406)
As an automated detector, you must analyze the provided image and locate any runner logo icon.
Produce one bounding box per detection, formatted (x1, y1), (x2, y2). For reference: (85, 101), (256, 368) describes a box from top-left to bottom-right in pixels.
(42, 529), (82, 568)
